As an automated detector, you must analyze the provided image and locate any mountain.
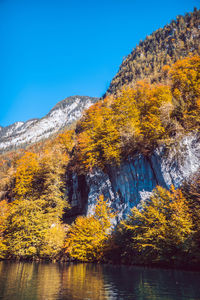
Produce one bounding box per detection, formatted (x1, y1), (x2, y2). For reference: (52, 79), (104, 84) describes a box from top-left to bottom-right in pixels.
(0, 9), (200, 265)
(106, 9), (200, 96)
(0, 96), (99, 153)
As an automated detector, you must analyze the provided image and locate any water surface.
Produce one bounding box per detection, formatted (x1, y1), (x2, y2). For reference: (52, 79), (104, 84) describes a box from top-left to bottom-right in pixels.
(0, 261), (200, 299)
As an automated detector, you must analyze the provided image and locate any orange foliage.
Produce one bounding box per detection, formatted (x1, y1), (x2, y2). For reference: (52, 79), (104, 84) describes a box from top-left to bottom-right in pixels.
(77, 81), (172, 169)
(14, 152), (39, 199)
(170, 55), (200, 102)
(52, 129), (76, 154)
(77, 102), (121, 169)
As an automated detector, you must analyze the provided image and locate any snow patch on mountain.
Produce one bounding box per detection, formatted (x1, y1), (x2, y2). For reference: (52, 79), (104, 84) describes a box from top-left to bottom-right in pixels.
(0, 96), (98, 152)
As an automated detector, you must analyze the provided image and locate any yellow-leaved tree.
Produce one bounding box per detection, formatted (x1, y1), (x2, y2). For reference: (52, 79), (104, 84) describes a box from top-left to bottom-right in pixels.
(170, 55), (200, 128)
(77, 82), (173, 169)
(6, 138), (70, 259)
(0, 200), (10, 258)
(121, 186), (193, 264)
(134, 81), (173, 152)
(65, 195), (114, 262)
(14, 152), (39, 199)
(77, 102), (121, 169)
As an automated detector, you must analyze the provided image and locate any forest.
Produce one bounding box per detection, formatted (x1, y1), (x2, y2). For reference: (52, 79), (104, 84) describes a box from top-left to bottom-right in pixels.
(0, 54), (199, 267)
(106, 8), (200, 95)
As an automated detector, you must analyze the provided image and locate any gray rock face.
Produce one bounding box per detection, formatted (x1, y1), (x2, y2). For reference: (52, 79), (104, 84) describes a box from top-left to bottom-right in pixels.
(67, 132), (200, 221)
(0, 96), (98, 153)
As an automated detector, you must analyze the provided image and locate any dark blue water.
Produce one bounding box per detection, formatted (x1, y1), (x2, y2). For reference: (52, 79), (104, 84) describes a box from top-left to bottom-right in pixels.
(0, 261), (200, 299)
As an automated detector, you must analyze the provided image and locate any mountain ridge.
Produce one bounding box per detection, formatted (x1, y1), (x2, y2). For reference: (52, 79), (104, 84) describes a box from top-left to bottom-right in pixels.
(106, 8), (200, 95)
(0, 95), (99, 153)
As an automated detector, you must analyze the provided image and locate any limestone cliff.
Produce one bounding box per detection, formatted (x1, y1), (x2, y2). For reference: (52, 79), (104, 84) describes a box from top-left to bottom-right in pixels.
(66, 132), (200, 221)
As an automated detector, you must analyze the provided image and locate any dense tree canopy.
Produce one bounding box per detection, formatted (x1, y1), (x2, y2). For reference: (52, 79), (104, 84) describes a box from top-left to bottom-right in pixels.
(106, 9), (200, 95)
(170, 55), (200, 128)
(0, 55), (199, 265)
(65, 196), (114, 262)
(120, 186), (193, 264)
(0, 200), (9, 258)
(0, 130), (73, 259)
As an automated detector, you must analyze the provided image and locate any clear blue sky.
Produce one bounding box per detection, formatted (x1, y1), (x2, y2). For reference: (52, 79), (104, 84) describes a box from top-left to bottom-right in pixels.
(0, 0), (199, 126)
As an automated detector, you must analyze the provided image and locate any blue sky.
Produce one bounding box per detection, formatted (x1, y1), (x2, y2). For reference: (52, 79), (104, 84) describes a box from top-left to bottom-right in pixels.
(0, 0), (199, 126)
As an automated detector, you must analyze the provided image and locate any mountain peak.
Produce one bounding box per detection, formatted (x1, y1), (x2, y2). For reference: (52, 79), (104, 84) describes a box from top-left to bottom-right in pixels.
(0, 95), (99, 153)
(50, 95), (99, 112)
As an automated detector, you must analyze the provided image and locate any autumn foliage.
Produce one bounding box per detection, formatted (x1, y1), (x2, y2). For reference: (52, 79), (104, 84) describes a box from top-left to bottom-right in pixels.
(0, 55), (199, 264)
(170, 55), (200, 128)
(0, 200), (10, 258)
(76, 55), (200, 170)
(77, 82), (172, 169)
(0, 130), (75, 259)
(65, 195), (114, 262)
(119, 186), (193, 264)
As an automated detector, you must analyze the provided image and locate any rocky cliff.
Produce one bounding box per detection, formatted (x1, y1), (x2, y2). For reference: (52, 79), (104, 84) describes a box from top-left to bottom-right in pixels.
(66, 132), (200, 221)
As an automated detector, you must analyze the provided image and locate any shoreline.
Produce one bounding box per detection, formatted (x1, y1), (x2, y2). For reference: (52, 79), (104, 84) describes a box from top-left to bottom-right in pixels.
(1, 257), (200, 272)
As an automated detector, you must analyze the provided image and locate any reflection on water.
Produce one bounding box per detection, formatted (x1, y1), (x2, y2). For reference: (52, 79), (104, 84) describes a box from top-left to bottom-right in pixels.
(0, 261), (200, 300)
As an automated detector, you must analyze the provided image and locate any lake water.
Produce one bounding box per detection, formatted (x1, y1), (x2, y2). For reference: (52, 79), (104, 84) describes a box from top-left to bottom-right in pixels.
(0, 261), (200, 300)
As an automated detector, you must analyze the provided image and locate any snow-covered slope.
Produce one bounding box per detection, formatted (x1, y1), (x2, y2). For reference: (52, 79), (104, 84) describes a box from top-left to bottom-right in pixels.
(0, 96), (98, 152)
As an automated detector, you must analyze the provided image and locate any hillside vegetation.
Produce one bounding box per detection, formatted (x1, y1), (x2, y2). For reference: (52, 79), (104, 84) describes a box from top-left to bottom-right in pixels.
(0, 54), (199, 264)
(106, 9), (200, 95)
(76, 55), (200, 170)
(0, 9), (200, 265)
